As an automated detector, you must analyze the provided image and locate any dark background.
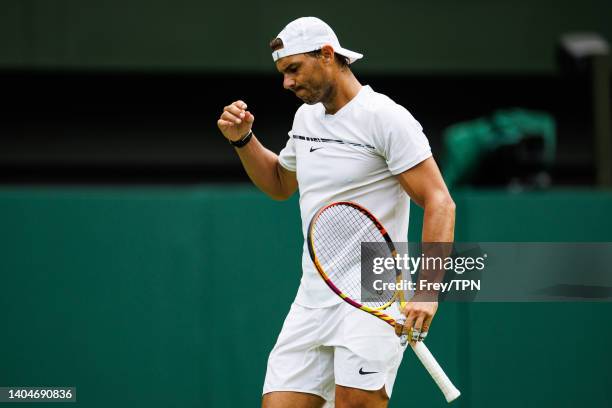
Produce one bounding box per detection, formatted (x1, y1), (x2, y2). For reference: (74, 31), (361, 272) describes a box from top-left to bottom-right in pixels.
(0, 71), (596, 184)
(1, 0), (609, 186)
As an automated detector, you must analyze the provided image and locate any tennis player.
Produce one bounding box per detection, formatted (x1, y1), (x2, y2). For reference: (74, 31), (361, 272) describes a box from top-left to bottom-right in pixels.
(217, 17), (455, 408)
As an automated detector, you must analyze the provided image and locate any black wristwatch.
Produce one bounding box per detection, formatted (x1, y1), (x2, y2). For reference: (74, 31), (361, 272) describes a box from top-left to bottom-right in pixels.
(230, 130), (253, 148)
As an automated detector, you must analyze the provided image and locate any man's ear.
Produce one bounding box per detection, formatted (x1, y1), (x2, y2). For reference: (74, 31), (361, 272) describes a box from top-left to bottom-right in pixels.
(320, 45), (335, 65)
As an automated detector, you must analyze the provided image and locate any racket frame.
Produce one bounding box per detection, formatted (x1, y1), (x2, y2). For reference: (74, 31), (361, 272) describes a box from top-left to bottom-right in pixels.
(307, 201), (461, 403)
(307, 201), (406, 329)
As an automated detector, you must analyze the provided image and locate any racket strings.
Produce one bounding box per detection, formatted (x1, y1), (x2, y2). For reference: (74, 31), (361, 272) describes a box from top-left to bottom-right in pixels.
(312, 205), (396, 308)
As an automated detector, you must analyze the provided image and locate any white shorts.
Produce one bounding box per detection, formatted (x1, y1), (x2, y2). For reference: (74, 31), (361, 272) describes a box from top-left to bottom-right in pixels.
(263, 301), (406, 404)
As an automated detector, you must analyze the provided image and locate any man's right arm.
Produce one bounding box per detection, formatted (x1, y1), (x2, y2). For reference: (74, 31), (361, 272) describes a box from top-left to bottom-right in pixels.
(217, 100), (297, 200)
(233, 134), (297, 200)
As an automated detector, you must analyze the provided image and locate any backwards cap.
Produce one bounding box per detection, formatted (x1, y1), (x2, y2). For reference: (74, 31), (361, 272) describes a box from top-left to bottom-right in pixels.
(272, 17), (363, 64)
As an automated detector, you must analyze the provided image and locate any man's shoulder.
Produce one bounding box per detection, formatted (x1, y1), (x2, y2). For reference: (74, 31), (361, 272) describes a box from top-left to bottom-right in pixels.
(360, 87), (423, 133)
(294, 102), (320, 117)
(358, 88), (411, 123)
(358, 87), (402, 114)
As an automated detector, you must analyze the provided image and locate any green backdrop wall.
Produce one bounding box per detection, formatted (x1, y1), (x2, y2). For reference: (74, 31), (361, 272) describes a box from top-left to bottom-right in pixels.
(1, 0), (610, 73)
(0, 187), (611, 407)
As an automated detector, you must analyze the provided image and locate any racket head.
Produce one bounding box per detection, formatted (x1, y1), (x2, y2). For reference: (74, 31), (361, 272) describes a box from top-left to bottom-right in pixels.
(309, 202), (461, 402)
(307, 201), (403, 322)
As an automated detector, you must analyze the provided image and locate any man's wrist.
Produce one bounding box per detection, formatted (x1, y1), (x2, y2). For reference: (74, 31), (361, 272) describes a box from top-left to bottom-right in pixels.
(230, 129), (253, 148)
(413, 290), (440, 302)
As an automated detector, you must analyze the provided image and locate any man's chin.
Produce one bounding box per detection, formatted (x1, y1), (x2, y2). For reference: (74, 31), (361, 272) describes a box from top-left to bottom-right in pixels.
(297, 94), (318, 105)
(295, 89), (318, 105)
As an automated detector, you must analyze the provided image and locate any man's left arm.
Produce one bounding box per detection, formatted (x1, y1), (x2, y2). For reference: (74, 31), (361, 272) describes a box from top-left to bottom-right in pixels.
(396, 156), (456, 343)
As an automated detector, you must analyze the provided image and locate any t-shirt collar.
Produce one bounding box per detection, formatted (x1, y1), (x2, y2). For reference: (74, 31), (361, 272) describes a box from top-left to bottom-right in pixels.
(321, 85), (371, 119)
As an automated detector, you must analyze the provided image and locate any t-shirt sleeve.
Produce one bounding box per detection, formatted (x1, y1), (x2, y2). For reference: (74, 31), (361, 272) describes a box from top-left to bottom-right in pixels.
(374, 104), (432, 175)
(278, 130), (297, 172)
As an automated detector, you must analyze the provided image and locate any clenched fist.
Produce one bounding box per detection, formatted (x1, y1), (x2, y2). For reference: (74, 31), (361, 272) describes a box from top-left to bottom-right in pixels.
(217, 100), (255, 142)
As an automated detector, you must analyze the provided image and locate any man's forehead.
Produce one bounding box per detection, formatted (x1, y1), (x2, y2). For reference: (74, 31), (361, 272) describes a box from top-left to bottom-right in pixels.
(275, 54), (306, 72)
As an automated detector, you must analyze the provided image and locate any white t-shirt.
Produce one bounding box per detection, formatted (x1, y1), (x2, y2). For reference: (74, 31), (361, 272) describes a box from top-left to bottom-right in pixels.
(278, 85), (432, 308)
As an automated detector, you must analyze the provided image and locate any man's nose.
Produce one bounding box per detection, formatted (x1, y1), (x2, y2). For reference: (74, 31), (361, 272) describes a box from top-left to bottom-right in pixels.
(283, 76), (296, 90)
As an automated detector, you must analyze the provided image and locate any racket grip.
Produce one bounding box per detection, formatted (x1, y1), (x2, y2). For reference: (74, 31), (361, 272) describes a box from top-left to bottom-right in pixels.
(395, 316), (460, 403)
(410, 341), (461, 403)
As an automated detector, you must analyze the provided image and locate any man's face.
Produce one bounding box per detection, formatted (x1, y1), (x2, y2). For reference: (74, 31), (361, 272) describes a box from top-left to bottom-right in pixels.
(275, 53), (332, 105)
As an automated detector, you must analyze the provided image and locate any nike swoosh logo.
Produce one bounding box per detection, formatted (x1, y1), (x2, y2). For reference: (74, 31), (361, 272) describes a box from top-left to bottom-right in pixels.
(309, 146), (324, 152)
(359, 368), (379, 375)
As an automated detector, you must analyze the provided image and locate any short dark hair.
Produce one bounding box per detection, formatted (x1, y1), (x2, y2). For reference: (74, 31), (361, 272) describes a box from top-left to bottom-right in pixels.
(306, 49), (350, 69)
(269, 38), (351, 69)
(269, 37), (284, 52)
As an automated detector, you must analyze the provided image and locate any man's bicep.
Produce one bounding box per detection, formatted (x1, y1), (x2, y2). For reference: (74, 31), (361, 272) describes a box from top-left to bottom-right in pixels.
(396, 157), (450, 208)
(278, 162), (298, 198)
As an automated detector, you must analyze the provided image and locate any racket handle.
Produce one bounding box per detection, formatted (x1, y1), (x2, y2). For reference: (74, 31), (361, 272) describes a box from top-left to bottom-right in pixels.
(410, 341), (461, 403)
(395, 317), (460, 403)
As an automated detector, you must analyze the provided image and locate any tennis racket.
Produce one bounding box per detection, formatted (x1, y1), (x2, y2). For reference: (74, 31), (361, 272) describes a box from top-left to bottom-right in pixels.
(307, 201), (461, 403)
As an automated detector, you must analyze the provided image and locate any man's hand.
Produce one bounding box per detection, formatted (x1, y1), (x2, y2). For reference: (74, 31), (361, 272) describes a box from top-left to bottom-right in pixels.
(217, 100), (255, 142)
(401, 295), (438, 345)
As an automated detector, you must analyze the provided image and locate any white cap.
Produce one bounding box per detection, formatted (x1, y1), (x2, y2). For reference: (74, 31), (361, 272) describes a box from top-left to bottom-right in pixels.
(272, 17), (363, 64)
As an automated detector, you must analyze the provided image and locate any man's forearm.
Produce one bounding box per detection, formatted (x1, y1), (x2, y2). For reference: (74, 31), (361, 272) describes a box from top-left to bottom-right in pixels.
(422, 195), (455, 243)
(234, 133), (291, 200)
(418, 196), (456, 297)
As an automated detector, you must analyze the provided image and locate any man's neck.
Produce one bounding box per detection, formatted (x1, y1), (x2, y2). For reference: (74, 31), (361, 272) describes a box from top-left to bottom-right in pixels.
(323, 72), (362, 115)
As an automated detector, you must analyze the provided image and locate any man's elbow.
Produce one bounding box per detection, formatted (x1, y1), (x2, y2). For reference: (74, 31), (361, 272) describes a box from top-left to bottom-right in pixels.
(426, 192), (456, 215)
(267, 189), (294, 201)
(443, 195), (456, 215)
